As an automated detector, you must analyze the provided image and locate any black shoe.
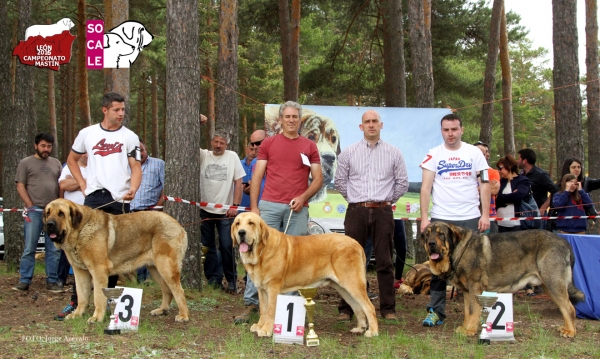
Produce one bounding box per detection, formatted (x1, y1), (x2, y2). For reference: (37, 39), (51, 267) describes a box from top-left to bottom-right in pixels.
(234, 304), (258, 324)
(13, 282), (29, 291)
(47, 282), (64, 293)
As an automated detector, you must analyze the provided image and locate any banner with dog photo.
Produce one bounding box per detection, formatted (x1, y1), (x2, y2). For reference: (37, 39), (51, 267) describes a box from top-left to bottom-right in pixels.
(264, 105), (451, 219)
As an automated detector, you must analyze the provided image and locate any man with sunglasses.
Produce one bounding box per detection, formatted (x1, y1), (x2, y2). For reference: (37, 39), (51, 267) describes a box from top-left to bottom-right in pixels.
(240, 130), (266, 209)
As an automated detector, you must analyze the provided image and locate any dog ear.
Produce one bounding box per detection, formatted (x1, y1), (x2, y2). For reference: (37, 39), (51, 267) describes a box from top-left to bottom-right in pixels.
(230, 219), (239, 246)
(447, 223), (464, 245)
(70, 204), (83, 229)
(260, 219), (269, 245)
(103, 34), (110, 48)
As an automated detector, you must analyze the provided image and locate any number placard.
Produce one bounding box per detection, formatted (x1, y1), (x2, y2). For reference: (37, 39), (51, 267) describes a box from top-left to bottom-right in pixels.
(112, 287), (143, 331)
(485, 293), (516, 342)
(273, 295), (306, 345)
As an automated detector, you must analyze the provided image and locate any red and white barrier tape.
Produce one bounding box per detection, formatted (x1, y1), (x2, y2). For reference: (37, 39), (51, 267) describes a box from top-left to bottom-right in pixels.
(162, 196), (251, 212)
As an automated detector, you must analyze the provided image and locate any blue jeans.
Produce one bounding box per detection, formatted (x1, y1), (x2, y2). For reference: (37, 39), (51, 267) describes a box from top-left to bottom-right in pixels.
(19, 206), (61, 284)
(242, 200), (309, 305)
(201, 209), (236, 287)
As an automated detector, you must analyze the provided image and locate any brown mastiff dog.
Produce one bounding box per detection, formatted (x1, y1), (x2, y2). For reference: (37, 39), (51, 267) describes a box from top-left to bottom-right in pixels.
(399, 261), (432, 295)
(421, 222), (585, 338)
(231, 212), (378, 337)
(43, 198), (189, 323)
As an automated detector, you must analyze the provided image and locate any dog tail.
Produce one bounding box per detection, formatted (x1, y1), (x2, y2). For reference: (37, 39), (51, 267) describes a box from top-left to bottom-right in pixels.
(568, 282), (585, 304)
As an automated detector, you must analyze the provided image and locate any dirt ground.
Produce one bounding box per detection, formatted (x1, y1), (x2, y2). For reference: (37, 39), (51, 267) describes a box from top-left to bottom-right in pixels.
(1, 264), (599, 358)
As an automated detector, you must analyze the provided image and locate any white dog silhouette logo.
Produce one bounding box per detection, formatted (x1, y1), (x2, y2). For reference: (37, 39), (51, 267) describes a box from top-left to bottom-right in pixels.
(103, 21), (153, 69)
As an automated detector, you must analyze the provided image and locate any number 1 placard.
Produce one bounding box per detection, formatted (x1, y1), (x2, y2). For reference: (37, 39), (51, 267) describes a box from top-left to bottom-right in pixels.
(113, 287), (143, 331)
(273, 294), (306, 345)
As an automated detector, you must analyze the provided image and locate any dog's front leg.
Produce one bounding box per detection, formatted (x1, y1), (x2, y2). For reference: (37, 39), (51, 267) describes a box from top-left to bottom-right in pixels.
(456, 291), (481, 336)
(251, 287), (268, 333)
(256, 286), (279, 337)
(66, 267), (92, 319)
(87, 267), (110, 324)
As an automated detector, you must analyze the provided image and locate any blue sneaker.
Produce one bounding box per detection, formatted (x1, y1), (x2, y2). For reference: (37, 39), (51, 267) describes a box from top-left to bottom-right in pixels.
(54, 301), (77, 321)
(422, 308), (443, 327)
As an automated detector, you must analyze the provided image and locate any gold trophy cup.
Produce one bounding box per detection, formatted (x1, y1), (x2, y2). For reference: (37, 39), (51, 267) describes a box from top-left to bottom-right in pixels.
(103, 287), (125, 335)
(476, 294), (498, 345)
(298, 287), (320, 346)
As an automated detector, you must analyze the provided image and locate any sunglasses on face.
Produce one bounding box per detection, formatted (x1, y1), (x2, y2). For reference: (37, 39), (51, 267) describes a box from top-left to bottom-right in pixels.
(248, 139), (263, 148)
(497, 165), (504, 170)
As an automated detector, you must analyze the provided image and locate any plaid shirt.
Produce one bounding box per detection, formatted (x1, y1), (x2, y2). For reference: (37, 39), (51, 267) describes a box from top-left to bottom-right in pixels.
(130, 156), (165, 210)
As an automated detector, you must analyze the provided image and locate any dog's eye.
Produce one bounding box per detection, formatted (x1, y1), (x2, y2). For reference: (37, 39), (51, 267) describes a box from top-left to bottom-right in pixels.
(331, 135), (337, 143)
(307, 133), (317, 142)
(58, 211), (65, 217)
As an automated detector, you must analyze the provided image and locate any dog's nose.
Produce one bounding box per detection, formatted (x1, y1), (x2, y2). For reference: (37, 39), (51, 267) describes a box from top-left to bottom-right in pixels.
(428, 240), (436, 248)
(238, 229), (246, 237)
(322, 153), (336, 166)
(46, 221), (56, 229)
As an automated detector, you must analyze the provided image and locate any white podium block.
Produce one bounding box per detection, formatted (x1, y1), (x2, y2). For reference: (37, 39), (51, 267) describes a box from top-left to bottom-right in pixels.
(111, 287), (143, 331)
(273, 294), (306, 345)
(485, 293), (516, 342)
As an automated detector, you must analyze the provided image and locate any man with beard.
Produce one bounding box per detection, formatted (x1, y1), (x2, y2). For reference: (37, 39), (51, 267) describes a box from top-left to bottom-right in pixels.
(13, 133), (63, 293)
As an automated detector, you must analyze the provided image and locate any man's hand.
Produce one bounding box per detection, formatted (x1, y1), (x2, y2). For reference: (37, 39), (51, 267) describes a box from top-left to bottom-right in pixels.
(226, 207), (238, 218)
(478, 214), (490, 232)
(290, 196), (305, 212)
(420, 217), (430, 233)
(122, 189), (136, 201)
(251, 207), (260, 215)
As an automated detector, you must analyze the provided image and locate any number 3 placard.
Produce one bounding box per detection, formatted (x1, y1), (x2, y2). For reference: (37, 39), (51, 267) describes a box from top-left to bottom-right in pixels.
(113, 287), (143, 331)
(273, 295), (306, 345)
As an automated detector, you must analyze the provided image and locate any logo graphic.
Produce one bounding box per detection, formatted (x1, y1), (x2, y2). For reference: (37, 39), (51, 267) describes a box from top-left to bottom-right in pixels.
(93, 139), (124, 157)
(12, 18), (76, 71)
(86, 20), (153, 69)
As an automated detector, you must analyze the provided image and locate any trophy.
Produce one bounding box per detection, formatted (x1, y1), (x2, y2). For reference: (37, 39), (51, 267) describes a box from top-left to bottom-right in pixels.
(103, 287), (124, 335)
(476, 294), (498, 345)
(298, 287), (320, 346)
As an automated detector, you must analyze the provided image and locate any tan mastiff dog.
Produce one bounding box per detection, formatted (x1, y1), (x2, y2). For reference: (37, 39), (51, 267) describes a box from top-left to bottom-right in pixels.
(43, 198), (189, 323)
(231, 212), (378, 337)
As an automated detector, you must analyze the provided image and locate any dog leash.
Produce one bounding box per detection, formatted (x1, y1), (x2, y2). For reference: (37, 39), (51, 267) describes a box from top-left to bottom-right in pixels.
(283, 199), (296, 234)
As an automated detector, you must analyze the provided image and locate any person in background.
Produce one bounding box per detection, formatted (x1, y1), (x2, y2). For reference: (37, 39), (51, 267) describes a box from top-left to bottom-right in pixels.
(240, 130), (266, 210)
(553, 173), (593, 234)
(556, 158), (599, 233)
(517, 148), (555, 222)
(495, 155), (530, 233)
(474, 141), (500, 233)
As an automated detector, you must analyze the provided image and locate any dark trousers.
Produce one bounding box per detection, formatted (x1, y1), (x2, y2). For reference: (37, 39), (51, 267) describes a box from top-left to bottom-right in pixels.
(70, 190), (130, 301)
(200, 209), (236, 288)
(57, 250), (70, 284)
(365, 219), (406, 280)
(339, 205), (396, 316)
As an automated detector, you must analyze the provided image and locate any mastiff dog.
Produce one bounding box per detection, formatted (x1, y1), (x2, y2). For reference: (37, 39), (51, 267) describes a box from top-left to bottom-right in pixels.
(421, 222), (585, 338)
(231, 212), (378, 337)
(43, 198), (189, 323)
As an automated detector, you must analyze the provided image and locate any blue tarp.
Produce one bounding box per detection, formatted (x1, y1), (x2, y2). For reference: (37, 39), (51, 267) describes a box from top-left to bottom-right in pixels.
(559, 234), (600, 320)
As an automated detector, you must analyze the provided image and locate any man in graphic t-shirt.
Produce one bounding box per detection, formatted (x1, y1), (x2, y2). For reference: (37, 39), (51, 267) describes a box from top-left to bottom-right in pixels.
(419, 113), (490, 327)
(61, 92), (141, 319)
(200, 131), (245, 293)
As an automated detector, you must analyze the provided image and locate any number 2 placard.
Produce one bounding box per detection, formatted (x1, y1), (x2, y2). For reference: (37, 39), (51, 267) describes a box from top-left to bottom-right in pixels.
(486, 293), (516, 342)
(113, 287), (143, 331)
(273, 295), (306, 345)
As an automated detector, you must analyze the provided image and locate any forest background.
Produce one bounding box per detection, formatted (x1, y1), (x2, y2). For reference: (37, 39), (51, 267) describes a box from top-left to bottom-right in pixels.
(0, 0), (597, 286)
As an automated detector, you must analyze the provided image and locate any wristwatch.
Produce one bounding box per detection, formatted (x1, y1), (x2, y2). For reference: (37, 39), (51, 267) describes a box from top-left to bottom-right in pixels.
(232, 203), (240, 207)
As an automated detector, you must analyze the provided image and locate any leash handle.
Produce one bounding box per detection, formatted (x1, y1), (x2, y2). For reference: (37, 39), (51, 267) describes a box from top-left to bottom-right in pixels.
(283, 200), (295, 234)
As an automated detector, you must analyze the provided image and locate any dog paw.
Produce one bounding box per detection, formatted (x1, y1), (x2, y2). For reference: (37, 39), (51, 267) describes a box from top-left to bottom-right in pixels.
(350, 327), (365, 334)
(150, 308), (168, 316)
(174, 315), (189, 322)
(257, 328), (272, 337)
(86, 316), (101, 324)
(559, 326), (575, 338)
(455, 326), (477, 336)
(364, 329), (378, 337)
(250, 324), (259, 332)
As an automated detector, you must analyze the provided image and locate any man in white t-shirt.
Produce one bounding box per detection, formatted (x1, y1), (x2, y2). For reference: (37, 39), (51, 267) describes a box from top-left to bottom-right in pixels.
(419, 113), (490, 327)
(65, 92), (141, 294)
(200, 131), (245, 293)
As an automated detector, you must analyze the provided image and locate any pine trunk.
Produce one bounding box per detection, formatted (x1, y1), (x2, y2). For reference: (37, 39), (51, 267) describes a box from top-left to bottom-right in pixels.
(103, 0), (131, 127)
(166, 0), (203, 289)
(381, 0), (406, 107)
(586, 0), (600, 207)
(78, 0), (91, 128)
(408, 0), (434, 108)
(553, 0), (584, 168)
(279, 0), (300, 102)
(499, 4), (515, 156)
(151, 73), (159, 158)
(480, 0), (502, 145)
(216, 0), (239, 153)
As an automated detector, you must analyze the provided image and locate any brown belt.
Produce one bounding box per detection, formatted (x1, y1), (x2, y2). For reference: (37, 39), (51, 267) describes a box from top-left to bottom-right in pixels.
(350, 201), (391, 208)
